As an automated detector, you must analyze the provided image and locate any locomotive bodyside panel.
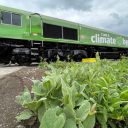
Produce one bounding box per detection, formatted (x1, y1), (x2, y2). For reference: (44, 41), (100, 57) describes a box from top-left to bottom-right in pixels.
(79, 25), (128, 48)
(0, 4), (128, 49)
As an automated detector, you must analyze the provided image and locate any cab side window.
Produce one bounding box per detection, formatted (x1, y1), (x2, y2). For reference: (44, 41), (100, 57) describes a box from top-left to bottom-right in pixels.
(12, 13), (21, 26)
(2, 11), (11, 24)
(1, 11), (21, 26)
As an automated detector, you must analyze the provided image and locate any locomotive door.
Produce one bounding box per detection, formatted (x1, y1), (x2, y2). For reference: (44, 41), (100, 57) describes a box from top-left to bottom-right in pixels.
(29, 13), (43, 36)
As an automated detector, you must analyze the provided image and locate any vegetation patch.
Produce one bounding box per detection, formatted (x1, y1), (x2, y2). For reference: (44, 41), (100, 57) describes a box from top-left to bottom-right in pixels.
(16, 57), (128, 128)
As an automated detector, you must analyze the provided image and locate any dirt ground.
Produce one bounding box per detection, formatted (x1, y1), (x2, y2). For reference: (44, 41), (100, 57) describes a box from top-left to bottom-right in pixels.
(0, 66), (23, 78)
(0, 66), (44, 128)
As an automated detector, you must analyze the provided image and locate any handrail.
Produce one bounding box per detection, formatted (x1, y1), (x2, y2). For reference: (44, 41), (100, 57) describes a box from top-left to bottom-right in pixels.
(29, 13), (43, 36)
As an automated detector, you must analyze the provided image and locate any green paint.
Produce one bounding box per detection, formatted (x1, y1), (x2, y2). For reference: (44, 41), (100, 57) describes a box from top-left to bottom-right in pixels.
(0, 5), (128, 49)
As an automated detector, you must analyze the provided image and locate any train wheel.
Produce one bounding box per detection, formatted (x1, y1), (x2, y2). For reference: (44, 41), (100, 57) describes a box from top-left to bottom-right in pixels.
(16, 55), (31, 66)
(73, 54), (83, 62)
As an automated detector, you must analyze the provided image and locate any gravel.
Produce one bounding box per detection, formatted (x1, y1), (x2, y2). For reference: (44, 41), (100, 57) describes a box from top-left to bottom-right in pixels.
(0, 66), (44, 128)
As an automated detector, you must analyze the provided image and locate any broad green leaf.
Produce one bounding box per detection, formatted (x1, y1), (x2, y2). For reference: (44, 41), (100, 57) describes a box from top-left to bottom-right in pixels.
(83, 115), (95, 128)
(76, 95), (85, 107)
(64, 104), (76, 119)
(66, 81), (79, 107)
(42, 78), (53, 93)
(97, 114), (107, 128)
(32, 80), (44, 96)
(78, 122), (84, 128)
(64, 118), (77, 128)
(53, 116), (65, 128)
(76, 100), (91, 121)
(38, 104), (46, 122)
(102, 107), (108, 122)
(40, 107), (65, 128)
(44, 98), (61, 110)
(61, 78), (70, 97)
(43, 74), (61, 96)
(61, 79), (74, 107)
(15, 87), (32, 106)
(16, 110), (33, 122)
(24, 97), (46, 112)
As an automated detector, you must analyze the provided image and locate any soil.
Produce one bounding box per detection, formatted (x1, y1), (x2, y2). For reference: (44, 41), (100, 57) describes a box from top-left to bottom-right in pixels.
(0, 66), (44, 128)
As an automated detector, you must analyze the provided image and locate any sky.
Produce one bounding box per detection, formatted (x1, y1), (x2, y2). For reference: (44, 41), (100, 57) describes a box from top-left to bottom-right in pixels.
(0, 0), (128, 35)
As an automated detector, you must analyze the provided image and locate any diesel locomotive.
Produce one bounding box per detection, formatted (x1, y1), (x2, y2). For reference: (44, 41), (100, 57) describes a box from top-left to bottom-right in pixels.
(0, 5), (128, 65)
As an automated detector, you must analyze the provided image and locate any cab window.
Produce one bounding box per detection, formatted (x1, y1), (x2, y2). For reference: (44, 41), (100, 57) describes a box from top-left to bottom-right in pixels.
(12, 13), (21, 26)
(2, 11), (11, 24)
(1, 11), (21, 26)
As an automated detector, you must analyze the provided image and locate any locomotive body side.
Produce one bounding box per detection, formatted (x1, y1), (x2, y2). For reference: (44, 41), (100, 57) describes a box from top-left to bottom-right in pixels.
(0, 5), (128, 65)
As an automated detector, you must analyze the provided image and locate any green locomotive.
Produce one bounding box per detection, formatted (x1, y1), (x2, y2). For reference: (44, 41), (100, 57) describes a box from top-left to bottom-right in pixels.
(0, 5), (128, 65)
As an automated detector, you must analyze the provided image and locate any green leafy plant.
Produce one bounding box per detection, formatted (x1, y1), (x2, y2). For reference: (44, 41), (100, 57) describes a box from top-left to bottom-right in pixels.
(16, 58), (128, 128)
